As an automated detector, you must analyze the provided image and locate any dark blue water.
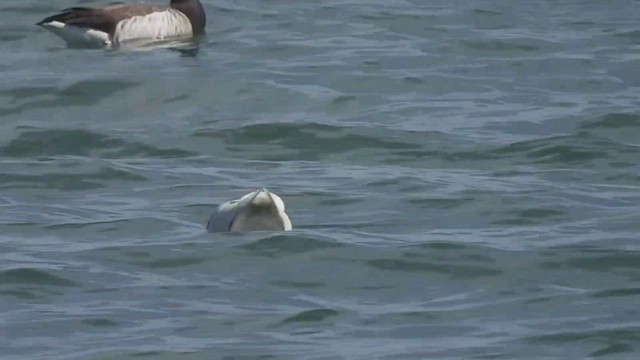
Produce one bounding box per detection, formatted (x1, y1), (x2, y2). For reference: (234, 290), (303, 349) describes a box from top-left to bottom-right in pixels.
(1, 0), (640, 359)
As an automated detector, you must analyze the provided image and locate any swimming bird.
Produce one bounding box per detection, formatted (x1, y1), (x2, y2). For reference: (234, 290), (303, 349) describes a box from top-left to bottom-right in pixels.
(207, 189), (293, 233)
(36, 0), (206, 48)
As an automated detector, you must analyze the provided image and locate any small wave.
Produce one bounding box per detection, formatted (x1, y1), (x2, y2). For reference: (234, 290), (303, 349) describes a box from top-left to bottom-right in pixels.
(81, 318), (119, 327)
(492, 207), (568, 226)
(0, 32), (25, 42)
(460, 38), (554, 54)
(193, 122), (434, 163)
(239, 234), (343, 256)
(135, 257), (207, 269)
(0, 289), (39, 300)
(473, 9), (504, 17)
(592, 287), (640, 298)
(415, 241), (467, 251)
(0, 167), (147, 191)
(565, 253), (640, 272)
(0, 129), (195, 159)
(195, 122), (418, 150)
(580, 113), (640, 129)
(0, 80), (137, 117)
(406, 197), (473, 210)
(270, 280), (326, 289)
(280, 308), (339, 324)
(366, 258), (502, 278)
(0, 268), (79, 287)
(524, 327), (639, 345)
(490, 132), (638, 165)
(613, 29), (640, 44)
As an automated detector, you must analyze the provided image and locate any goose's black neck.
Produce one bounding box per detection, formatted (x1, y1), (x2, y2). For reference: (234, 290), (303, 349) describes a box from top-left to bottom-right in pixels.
(170, 0), (206, 34)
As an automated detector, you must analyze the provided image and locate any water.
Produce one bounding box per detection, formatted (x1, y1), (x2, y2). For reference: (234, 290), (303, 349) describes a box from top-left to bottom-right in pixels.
(1, 0), (640, 358)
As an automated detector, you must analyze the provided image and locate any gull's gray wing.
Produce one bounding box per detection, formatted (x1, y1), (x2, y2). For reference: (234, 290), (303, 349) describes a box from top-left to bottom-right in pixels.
(206, 205), (238, 233)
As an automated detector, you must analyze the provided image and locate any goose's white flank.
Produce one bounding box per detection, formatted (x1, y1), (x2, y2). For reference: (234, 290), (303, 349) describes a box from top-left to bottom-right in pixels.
(207, 189), (293, 233)
(36, 0), (206, 48)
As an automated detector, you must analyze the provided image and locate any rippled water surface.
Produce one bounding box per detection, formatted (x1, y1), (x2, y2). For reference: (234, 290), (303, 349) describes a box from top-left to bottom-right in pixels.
(2, 0), (640, 359)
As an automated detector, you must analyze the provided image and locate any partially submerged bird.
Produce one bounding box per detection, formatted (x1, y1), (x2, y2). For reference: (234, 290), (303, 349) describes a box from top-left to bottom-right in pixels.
(36, 0), (206, 48)
(207, 189), (293, 233)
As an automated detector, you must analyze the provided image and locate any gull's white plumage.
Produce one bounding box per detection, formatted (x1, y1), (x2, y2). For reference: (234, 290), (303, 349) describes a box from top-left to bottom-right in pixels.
(207, 189), (293, 233)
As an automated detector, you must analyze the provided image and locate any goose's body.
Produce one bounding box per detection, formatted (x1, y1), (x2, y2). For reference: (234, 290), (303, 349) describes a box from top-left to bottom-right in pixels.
(36, 0), (205, 48)
(207, 189), (293, 233)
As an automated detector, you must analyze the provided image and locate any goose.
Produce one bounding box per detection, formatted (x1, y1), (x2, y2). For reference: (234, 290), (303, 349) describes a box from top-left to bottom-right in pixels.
(36, 0), (206, 48)
(207, 189), (293, 233)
